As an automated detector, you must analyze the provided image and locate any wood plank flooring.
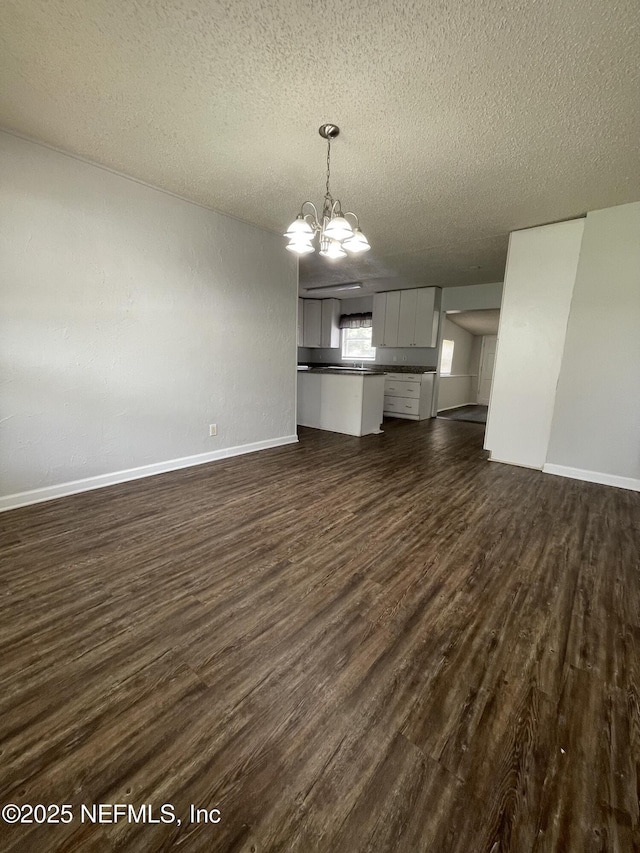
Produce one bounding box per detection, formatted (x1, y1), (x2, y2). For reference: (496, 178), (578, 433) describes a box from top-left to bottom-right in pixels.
(437, 405), (488, 424)
(1, 417), (639, 852)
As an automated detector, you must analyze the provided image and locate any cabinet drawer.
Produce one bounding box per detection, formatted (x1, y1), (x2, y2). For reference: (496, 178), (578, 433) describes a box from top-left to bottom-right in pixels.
(384, 396), (420, 415)
(384, 373), (423, 382)
(384, 381), (421, 398)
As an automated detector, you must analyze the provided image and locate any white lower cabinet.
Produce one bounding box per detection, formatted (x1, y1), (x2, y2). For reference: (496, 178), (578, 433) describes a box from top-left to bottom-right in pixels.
(384, 396), (420, 416)
(382, 372), (435, 420)
(384, 380), (421, 398)
(297, 372), (385, 436)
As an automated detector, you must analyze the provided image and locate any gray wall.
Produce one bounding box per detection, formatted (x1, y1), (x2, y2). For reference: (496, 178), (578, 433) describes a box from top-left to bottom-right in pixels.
(300, 343), (439, 367)
(546, 202), (640, 482)
(441, 317), (475, 375)
(442, 282), (503, 311)
(0, 132), (298, 506)
(336, 295), (374, 313)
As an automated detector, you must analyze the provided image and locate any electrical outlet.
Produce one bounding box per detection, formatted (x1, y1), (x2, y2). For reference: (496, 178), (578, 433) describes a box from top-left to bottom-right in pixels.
(209, 424), (217, 436)
(402, 356), (408, 362)
(392, 356), (397, 362)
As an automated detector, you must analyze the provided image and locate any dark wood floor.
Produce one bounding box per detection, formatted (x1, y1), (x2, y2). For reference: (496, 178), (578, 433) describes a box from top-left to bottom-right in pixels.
(438, 405), (489, 424)
(1, 418), (639, 852)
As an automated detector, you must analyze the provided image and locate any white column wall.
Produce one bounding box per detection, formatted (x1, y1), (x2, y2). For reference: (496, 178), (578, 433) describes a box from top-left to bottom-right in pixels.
(484, 219), (585, 468)
(545, 202), (640, 489)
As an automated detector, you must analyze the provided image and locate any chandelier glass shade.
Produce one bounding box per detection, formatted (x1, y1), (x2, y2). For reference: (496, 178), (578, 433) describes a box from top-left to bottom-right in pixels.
(284, 125), (371, 258)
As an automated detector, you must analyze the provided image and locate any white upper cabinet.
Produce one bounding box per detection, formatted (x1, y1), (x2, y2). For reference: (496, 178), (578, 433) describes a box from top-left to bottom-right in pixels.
(373, 287), (441, 347)
(373, 292), (401, 346)
(397, 289), (418, 347)
(371, 293), (387, 347)
(301, 298), (340, 348)
(320, 298), (341, 348)
(384, 291), (401, 347)
(414, 287), (440, 347)
(303, 299), (322, 348)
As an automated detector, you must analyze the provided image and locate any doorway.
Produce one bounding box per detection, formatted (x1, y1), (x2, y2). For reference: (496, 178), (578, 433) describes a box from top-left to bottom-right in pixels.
(436, 310), (500, 428)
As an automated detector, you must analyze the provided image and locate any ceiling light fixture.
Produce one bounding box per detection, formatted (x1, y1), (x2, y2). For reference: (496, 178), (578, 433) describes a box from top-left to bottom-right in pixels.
(285, 125), (371, 258)
(304, 282), (363, 293)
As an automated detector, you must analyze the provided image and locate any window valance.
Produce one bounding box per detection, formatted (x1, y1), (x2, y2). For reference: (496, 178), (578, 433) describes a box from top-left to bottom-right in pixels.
(339, 312), (373, 329)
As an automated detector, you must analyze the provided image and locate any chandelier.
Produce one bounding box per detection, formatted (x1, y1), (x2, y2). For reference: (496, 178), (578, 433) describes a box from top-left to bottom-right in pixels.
(284, 124), (371, 258)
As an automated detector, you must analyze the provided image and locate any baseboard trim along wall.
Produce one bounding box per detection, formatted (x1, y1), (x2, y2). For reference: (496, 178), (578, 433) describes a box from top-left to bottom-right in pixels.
(0, 435), (299, 513)
(542, 463), (640, 493)
(489, 456), (542, 471)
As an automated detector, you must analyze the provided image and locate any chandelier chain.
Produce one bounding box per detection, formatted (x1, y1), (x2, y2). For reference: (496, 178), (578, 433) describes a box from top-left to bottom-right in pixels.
(325, 137), (331, 200)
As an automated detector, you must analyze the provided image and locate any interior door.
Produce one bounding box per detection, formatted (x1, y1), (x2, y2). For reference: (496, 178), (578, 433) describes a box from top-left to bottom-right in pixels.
(477, 335), (497, 405)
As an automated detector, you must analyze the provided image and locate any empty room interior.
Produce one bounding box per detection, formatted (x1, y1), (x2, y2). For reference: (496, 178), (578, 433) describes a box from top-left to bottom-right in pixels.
(1, 1), (640, 851)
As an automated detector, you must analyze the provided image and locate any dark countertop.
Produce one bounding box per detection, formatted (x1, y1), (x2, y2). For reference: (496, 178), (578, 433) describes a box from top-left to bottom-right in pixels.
(298, 363), (437, 375)
(374, 364), (437, 374)
(297, 366), (382, 376)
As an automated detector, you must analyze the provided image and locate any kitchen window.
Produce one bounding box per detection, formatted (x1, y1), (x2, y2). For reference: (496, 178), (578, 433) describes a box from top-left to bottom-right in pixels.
(339, 311), (376, 361)
(341, 327), (376, 361)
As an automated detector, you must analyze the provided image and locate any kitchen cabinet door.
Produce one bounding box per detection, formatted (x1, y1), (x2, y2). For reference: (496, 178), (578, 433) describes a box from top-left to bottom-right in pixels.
(382, 372), (435, 420)
(303, 299), (322, 348)
(372, 293), (387, 347)
(383, 291), (401, 347)
(414, 288), (440, 347)
(397, 289), (418, 346)
(320, 298), (341, 348)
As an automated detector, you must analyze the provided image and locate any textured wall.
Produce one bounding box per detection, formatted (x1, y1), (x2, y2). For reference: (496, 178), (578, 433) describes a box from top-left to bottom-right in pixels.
(441, 318), (475, 376)
(546, 202), (640, 482)
(0, 132), (297, 500)
(442, 283), (504, 312)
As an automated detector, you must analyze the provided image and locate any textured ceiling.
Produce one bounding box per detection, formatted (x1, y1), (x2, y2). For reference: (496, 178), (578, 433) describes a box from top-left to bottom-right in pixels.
(447, 309), (501, 337)
(1, 0), (639, 293)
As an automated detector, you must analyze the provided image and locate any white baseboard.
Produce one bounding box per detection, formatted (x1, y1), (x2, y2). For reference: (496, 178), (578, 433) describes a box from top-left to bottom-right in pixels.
(489, 455), (541, 471)
(0, 435), (299, 513)
(542, 463), (640, 493)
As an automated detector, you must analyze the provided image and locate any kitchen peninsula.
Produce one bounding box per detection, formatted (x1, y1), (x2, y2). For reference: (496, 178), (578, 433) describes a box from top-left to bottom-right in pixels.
(297, 367), (385, 436)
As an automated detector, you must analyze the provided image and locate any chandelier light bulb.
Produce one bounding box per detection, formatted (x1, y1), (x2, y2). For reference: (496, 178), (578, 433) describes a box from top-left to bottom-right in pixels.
(343, 228), (371, 253)
(323, 216), (354, 242)
(284, 215), (314, 238)
(284, 124), (370, 260)
(285, 238), (315, 255)
(319, 239), (347, 259)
